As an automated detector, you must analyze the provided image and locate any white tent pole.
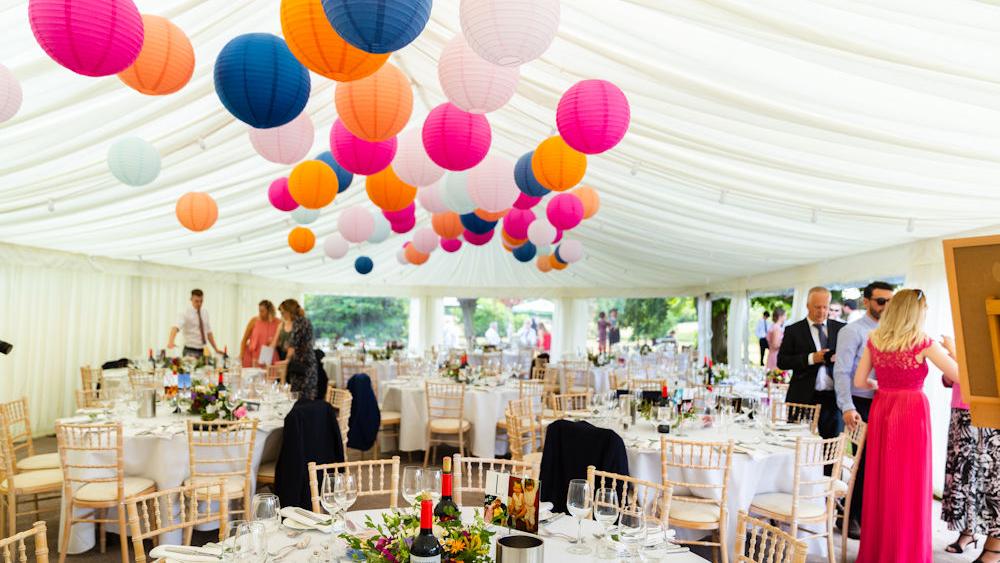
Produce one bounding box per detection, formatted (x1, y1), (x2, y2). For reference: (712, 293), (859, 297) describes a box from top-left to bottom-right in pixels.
(696, 295), (713, 365)
(727, 290), (750, 367)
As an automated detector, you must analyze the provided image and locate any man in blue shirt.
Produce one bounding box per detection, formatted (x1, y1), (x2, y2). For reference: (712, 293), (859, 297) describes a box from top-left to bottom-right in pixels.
(833, 280), (895, 539)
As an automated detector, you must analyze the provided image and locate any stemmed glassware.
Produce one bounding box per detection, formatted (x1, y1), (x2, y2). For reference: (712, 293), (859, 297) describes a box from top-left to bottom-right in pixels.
(593, 487), (619, 542)
(566, 479), (592, 555)
(250, 493), (281, 533)
(421, 467), (442, 503)
(232, 521), (266, 563)
(334, 473), (358, 520)
(401, 466), (422, 509)
(618, 500), (646, 558)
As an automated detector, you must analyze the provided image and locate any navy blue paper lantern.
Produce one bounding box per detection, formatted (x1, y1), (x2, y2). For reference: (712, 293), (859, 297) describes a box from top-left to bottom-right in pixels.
(321, 0), (432, 54)
(214, 33), (310, 129)
(355, 255), (374, 274)
(315, 151), (354, 193)
(554, 244), (567, 264)
(513, 241), (536, 263)
(514, 151), (550, 197)
(460, 212), (496, 235)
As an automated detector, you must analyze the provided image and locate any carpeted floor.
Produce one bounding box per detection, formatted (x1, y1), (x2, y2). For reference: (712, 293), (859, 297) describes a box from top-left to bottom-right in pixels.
(13, 436), (981, 562)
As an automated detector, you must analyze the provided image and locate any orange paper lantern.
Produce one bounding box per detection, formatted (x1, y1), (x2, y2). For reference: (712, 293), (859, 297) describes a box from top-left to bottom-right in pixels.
(549, 253), (568, 270)
(573, 185), (600, 219)
(366, 166), (417, 211)
(537, 254), (553, 272)
(335, 63), (412, 142)
(280, 0), (388, 81)
(501, 229), (526, 247)
(531, 136), (587, 192)
(474, 208), (508, 222)
(288, 226), (316, 253)
(431, 212), (464, 239)
(175, 192), (218, 232)
(289, 160), (339, 209)
(118, 15), (194, 95)
(405, 243), (429, 265)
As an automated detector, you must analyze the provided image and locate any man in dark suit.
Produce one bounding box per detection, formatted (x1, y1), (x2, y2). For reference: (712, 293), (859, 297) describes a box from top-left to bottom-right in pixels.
(777, 286), (846, 441)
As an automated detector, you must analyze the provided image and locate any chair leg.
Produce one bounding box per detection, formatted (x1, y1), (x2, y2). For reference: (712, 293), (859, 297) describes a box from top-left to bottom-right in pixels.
(118, 507), (129, 563)
(459, 431), (465, 457)
(58, 500), (73, 563)
(99, 512), (106, 553)
(840, 501), (849, 563)
(719, 521), (729, 563)
(5, 494), (15, 537)
(826, 516), (836, 563)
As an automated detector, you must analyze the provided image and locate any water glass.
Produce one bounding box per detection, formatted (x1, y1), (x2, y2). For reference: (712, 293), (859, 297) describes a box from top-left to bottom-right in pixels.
(566, 479), (592, 555)
(421, 467), (442, 503)
(251, 493), (280, 532)
(618, 503), (646, 557)
(233, 521), (267, 562)
(401, 466), (422, 508)
(593, 488), (619, 539)
(223, 519), (247, 562)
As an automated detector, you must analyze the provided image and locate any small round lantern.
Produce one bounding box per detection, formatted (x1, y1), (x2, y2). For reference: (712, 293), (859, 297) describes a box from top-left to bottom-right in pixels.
(531, 136), (586, 192)
(288, 226), (316, 253)
(107, 137), (160, 186)
(366, 166), (417, 212)
(29, 0), (144, 76)
(393, 128), (445, 187)
(417, 182), (449, 213)
(176, 192), (218, 232)
(322, 0), (432, 54)
(268, 177), (299, 212)
(573, 185), (600, 219)
(214, 33), (310, 128)
(329, 119), (397, 175)
(289, 160), (339, 209)
(557, 79), (630, 154)
(338, 206), (375, 243)
(467, 154), (518, 213)
(323, 233), (349, 259)
(438, 33), (519, 114)
(422, 103), (491, 171)
(0, 64), (22, 123)
(459, 0), (560, 67)
(314, 151), (355, 193)
(432, 212), (465, 239)
(281, 0), (388, 81)
(546, 193), (584, 231)
(354, 255), (374, 274)
(118, 15), (194, 95)
(336, 63), (412, 142)
(249, 112), (314, 164)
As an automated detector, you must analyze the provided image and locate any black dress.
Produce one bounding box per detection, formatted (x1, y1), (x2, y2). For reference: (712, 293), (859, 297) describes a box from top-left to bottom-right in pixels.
(287, 317), (318, 400)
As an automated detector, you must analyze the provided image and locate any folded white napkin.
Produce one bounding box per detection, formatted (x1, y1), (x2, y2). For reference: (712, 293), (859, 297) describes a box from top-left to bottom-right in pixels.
(279, 506), (334, 533)
(148, 544), (222, 562)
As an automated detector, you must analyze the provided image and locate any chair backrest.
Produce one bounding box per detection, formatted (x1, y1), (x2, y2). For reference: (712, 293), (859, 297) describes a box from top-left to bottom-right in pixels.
(341, 359), (366, 382)
(629, 378), (666, 392)
(0, 397), (36, 464)
(773, 402), (821, 435)
(0, 521), (48, 563)
(307, 456), (400, 512)
(518, 380), (545, 412)
(560, 362), (591, 393)
(56, 422), (125, 501)
(548, 392), (591, 416)
(452, 454), (537, 506)
(767, 383), (789, 404)
(529, 365), (546, 381)
(74, 389), (104, 410)
(266, 363), (287, 384)
(0, 417), (16, 491)
(736, 511), (808, 563)
(127, 369), (159, 390)
(787, 435), (845, 522)
(586, 466), (672, 524)
(425, 382), (465, 422)
(80, 366), (102, 390)
(660, 437), (734, 520)
(126, 482), (228, 563)
(840, 422), (867, 490)
(325, 387), (352, 451)
(505, 403), (540, 462)
(541, 367), (561, 397)
(186, 420), (258, 482)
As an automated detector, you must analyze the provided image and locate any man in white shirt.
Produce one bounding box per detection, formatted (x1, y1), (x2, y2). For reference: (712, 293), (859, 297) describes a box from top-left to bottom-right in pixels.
(755, 311), (772, 366)
(484, 322), (501, 347)
(167, 289), (220, 358)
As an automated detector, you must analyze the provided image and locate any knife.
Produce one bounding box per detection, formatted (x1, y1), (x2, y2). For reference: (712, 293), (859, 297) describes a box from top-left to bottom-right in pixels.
(293, 507), (333, 525)
(160, 546), (222, 559)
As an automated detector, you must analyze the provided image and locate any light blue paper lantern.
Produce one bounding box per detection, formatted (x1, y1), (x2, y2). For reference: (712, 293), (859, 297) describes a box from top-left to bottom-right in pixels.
(441, 171), (477, 214)
(291, 207), (320, 225)
(107, 137), (160, 186)
(368, 213), (391, 243)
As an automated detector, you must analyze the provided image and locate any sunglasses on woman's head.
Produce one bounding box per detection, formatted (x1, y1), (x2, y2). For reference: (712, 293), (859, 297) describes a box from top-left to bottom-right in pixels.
(915, 289), (925, 301)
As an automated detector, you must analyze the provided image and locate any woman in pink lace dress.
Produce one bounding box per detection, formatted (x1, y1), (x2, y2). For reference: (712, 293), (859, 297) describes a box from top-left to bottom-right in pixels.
(852, 289), (959, 562)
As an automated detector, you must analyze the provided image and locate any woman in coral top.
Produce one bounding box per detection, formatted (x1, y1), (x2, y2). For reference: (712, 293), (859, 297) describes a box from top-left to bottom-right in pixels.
(240, 300), (279, 367)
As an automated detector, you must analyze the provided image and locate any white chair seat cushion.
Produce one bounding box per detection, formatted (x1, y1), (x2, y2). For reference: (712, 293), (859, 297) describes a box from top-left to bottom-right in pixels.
(833, 479), (848, 495)
(0, 469), (62, 492)
(751, 492), (826, 519)
(75, 477), (155, 502)
(184, 475), (246, 496)
(16, 452), (60, 471)
(258, 461), (275, 479)
(381, 411), (401, 424)
(429, 418), (472, 433)
(669, 499), (722, 523)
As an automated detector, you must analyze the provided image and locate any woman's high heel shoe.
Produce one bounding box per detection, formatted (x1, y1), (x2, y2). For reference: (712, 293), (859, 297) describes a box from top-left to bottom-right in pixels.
(946, 532), (978, 554)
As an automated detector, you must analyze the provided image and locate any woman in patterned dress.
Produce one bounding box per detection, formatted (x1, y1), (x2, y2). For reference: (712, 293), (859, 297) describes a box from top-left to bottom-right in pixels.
(942, 379), (982, 554)
(278, 298), (318, 400)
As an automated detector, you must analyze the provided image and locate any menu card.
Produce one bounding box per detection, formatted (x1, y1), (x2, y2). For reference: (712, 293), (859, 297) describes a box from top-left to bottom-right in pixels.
(484, 470), (540, 533)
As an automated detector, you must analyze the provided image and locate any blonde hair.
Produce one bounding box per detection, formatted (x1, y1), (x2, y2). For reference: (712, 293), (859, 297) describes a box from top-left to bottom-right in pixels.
(279, 298), (305, 319)
(868, 289), (926, 352)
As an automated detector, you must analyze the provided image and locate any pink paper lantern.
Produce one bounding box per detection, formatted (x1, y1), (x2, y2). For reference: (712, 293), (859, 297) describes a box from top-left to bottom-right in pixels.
(546, 193), (584, 231)
(390, 214), (416, 234)
(382, 203), (416, 223)
(330, 119), (397, 175)
(416, 182), (448, 213)
(467, 154), (518, 213)
(338, 206), (375, 243)
(29, 0), (145, 77)
(441, 238), (462, 252)
(268, 177), (299, 211)
(393, 128), (445, 187)
(323, 234), (349, 259)
(412, 227), (440, 254)
(556, 79), (630, 155)
(438, 34), (519, 114)
(0, 64), (23, 123)
(463, 228), (494, 246)
(558, 239), (584, 263)
(512, 192), (541, 210)
(422, 102), (491, 171)
(527, 218), (556, 247)
(249, 112), (314, 164)
(503, 208), (535, 241)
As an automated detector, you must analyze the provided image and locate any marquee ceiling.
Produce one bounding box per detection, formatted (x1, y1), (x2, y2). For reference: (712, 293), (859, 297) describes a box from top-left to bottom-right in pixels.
(2, 0), (1000, 294)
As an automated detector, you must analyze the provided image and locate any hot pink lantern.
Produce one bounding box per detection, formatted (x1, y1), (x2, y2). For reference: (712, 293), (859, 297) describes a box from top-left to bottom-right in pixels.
(556, 79), (630, 155)
(338, 206), (375, 243)
(441, 238), (462, 252)
(412, 227), (440, 254)
(463, 228), (494, 246)
(0, 64), (23, 123)
(422, 102), (491, 171)
(249, 112), (314, 164)
(546, 193), (584, 231)
(29, 0), (145, 77)
(467, 154), (518, 213)
(393, 128), (445, 187)
(438, 34), (519, 114)
(512, 192), (541, 210)
(416, 182), (448, 213)
(503, 208), (535, 241)
(390, 213), (416, 234)
(553, 228), (563, 244)
(382, 203), (415, 223)
(330, 119), (397, 175)
(268, 177), (299, 211)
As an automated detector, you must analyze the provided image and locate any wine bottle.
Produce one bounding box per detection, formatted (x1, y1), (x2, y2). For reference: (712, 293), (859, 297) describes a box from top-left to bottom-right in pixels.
(659, 384), (669, 407)
(216, 371), (227, 400)
(410, 499), (443, 562)
(434, 457), (459, 522)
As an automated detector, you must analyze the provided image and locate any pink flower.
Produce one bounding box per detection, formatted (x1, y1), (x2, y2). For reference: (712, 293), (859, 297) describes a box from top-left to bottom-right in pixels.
(233, 405), (247, 419)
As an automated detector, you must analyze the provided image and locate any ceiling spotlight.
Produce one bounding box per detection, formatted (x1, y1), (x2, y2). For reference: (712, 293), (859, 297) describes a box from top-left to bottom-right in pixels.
(46, 199), (55, 213)
(906, 218), (915, 233)
(629, 161), (641, 176)
(197, 137), (207, 150)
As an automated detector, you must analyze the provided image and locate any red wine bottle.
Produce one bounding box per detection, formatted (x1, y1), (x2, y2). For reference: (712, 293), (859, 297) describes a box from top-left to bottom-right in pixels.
(434, 457), (459, 522)
(410, 499), (442, 562)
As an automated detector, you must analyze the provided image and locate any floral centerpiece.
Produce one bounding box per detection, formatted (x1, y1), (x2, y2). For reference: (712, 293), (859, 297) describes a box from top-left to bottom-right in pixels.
(187, 383), (247, 421)
(639, 342), (653, 356)
(765, 369), (789, 386)
(588, 350), (612, 367)
(341, 506), (494, 562)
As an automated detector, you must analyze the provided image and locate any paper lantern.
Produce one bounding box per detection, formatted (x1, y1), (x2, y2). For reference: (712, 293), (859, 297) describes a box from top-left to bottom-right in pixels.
(422, 103), (491, 171)
(323, 233), (349, 259)
(513, 241), (536, 263)
(396, 248), (409, 265)
(464, 229), (494, 246)
(573, 185), (600, 219)
(268, 178), (298, 212)
(175, 192), (218, 232)
(280, 0), (388, 81)
(441, 172), (477, 214)
(557, 79), (630, 154)
(393, 129), (445, 187)
(0, 64), (22, 123)
(366, 166), (417, 212)
(314, 151), (354, 193)
(536, 244), (551, 256)
(289, 160), (339, 209)
(546, 193), (583, 231)
(354, 255), (374, 274)
(117, 15), (193, 95)
(474, 208), (507, 222)
(336, 63), (412, 142)
(441, 238), (462, 253)
(514, 151), (549, 197)
(549, 254), (567, 270)
(502, 238), (517, 252)
(382, 203), (415, 223)
(501, 229), (526, 247)
(513, 192), (541, 210)
(107, 137), (160, 186)
(468, 154), (518, 213)
(412, 228), (439, 254)
(459, 0), (560, 67)
(330, 119), (397, 175)
(214, 33), (310, 128)
(29, 0), (144, 76)
(558, 239), (584, 263)
(461, 212), (496, 235)
(417, 183), (448, 213)
(438, 34), (519, 114)
(291, 207), (320, 225)
(390, 214), (416, 234)
(503, 208), (535, 240)
(531, 136), (586, 192)
(432, 212), (464, 240)
(537, 254), (553, 272)
(334, 206), (372, 243)
(527, 218), (556, 247)
(322, 0), (431, 54)
(405, 244), (430, 265)
(553, 229), (564, 244)
(368, 214), (391, 243)
(288, 226), (316, 253)
(249, 112), (314, 164)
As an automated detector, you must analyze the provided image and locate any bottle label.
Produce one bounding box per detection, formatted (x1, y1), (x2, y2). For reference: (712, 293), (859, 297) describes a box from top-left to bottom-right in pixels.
(410, 556), (441, 563)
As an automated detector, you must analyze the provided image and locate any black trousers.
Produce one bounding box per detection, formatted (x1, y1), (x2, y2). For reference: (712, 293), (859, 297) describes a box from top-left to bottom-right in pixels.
(849, 396), (872, 523)
(758, 338), (768, 365)
(182, 346), (204, 358)
(814, 390), (843, 476)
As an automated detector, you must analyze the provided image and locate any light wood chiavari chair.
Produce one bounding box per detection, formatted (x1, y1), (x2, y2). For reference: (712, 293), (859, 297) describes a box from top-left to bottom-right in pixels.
(308, 457), (400, 512)
(79, 366), (103, 392)
(340, 359), (366, 388)
(837, 422), (866, 563)
(127, 369), (158, 391)
(0, 398), (58, 472)
(265, 363), (287, 385)
(74, 389), (104, 410)
(0, 416), (61, 537)
(586, 465), (672, 526)
(547, 392), (592, 418)
(560, 362), (591, 394)
(452, 455), (537, 507)
(424, 383), (470, 466)
(767, 384), (790, 404)
(325, 387), (352, 455)
(505, 403), (543, 466)
(736, 511), (808, 563)
(125, 481), (229, 563)
(629, 378), (667, 392)
(0, 521), (48, 563)
(608, 369), (628, 391)
(184, 420), (258, 528)
(772, 402), (821, 435)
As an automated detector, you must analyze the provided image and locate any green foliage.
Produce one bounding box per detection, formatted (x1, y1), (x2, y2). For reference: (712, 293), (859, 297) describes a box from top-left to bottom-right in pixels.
(446, 298), (536, 339)
(617, 297), (697, 340)
(751, 295), (793, 316)
(304, 295), (408, 344)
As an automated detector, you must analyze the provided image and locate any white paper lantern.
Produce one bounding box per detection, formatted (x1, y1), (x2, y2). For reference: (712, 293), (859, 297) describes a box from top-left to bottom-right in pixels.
(442, 172), (477, 214)
(438, 34), (519, 114)
(338, 206), (375, 243)
(0, 63), (22, 123)
(396, 247), (409, 265)
(417, 182), (449, 213)
(392, 128), (445, 187)
(291, 207), (320, 225)
(527, 218), (557, 247)
(460, 0), (560, 67)
(248, 112), (314, 165)
(558, 239), (584, 263)
(412, 227), (440, 254)
(536, 243), (551, 256)
(324, 233), (350, 259)
(467, 154), (518, 212)
(368, 213), (391, 243)
(107, 137), (160, 186)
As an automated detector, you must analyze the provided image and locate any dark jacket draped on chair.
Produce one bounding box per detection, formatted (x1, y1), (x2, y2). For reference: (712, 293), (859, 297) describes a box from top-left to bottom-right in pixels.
(274, 399), (344, 509)
(346, 373), (381, 451)
(539, 419), (629, 512)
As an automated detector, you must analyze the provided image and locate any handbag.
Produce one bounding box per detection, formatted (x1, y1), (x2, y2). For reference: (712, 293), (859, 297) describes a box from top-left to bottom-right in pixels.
(942, 375), (953, 388)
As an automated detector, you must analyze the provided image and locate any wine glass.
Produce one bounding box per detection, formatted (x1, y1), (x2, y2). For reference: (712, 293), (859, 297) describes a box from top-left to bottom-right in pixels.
(421, 467), (442, 503)
(250, 493), (280, 532)
(334, 473), (358, 516)
(320, 470), (339, 517)
(566, 479), (592, 554)
(618, 501), (646, 558)
(401, 466), (422, 509)
(593, 487), (619, 540)
(234, 521), (267, 562)
(223, 519), (247, 562)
